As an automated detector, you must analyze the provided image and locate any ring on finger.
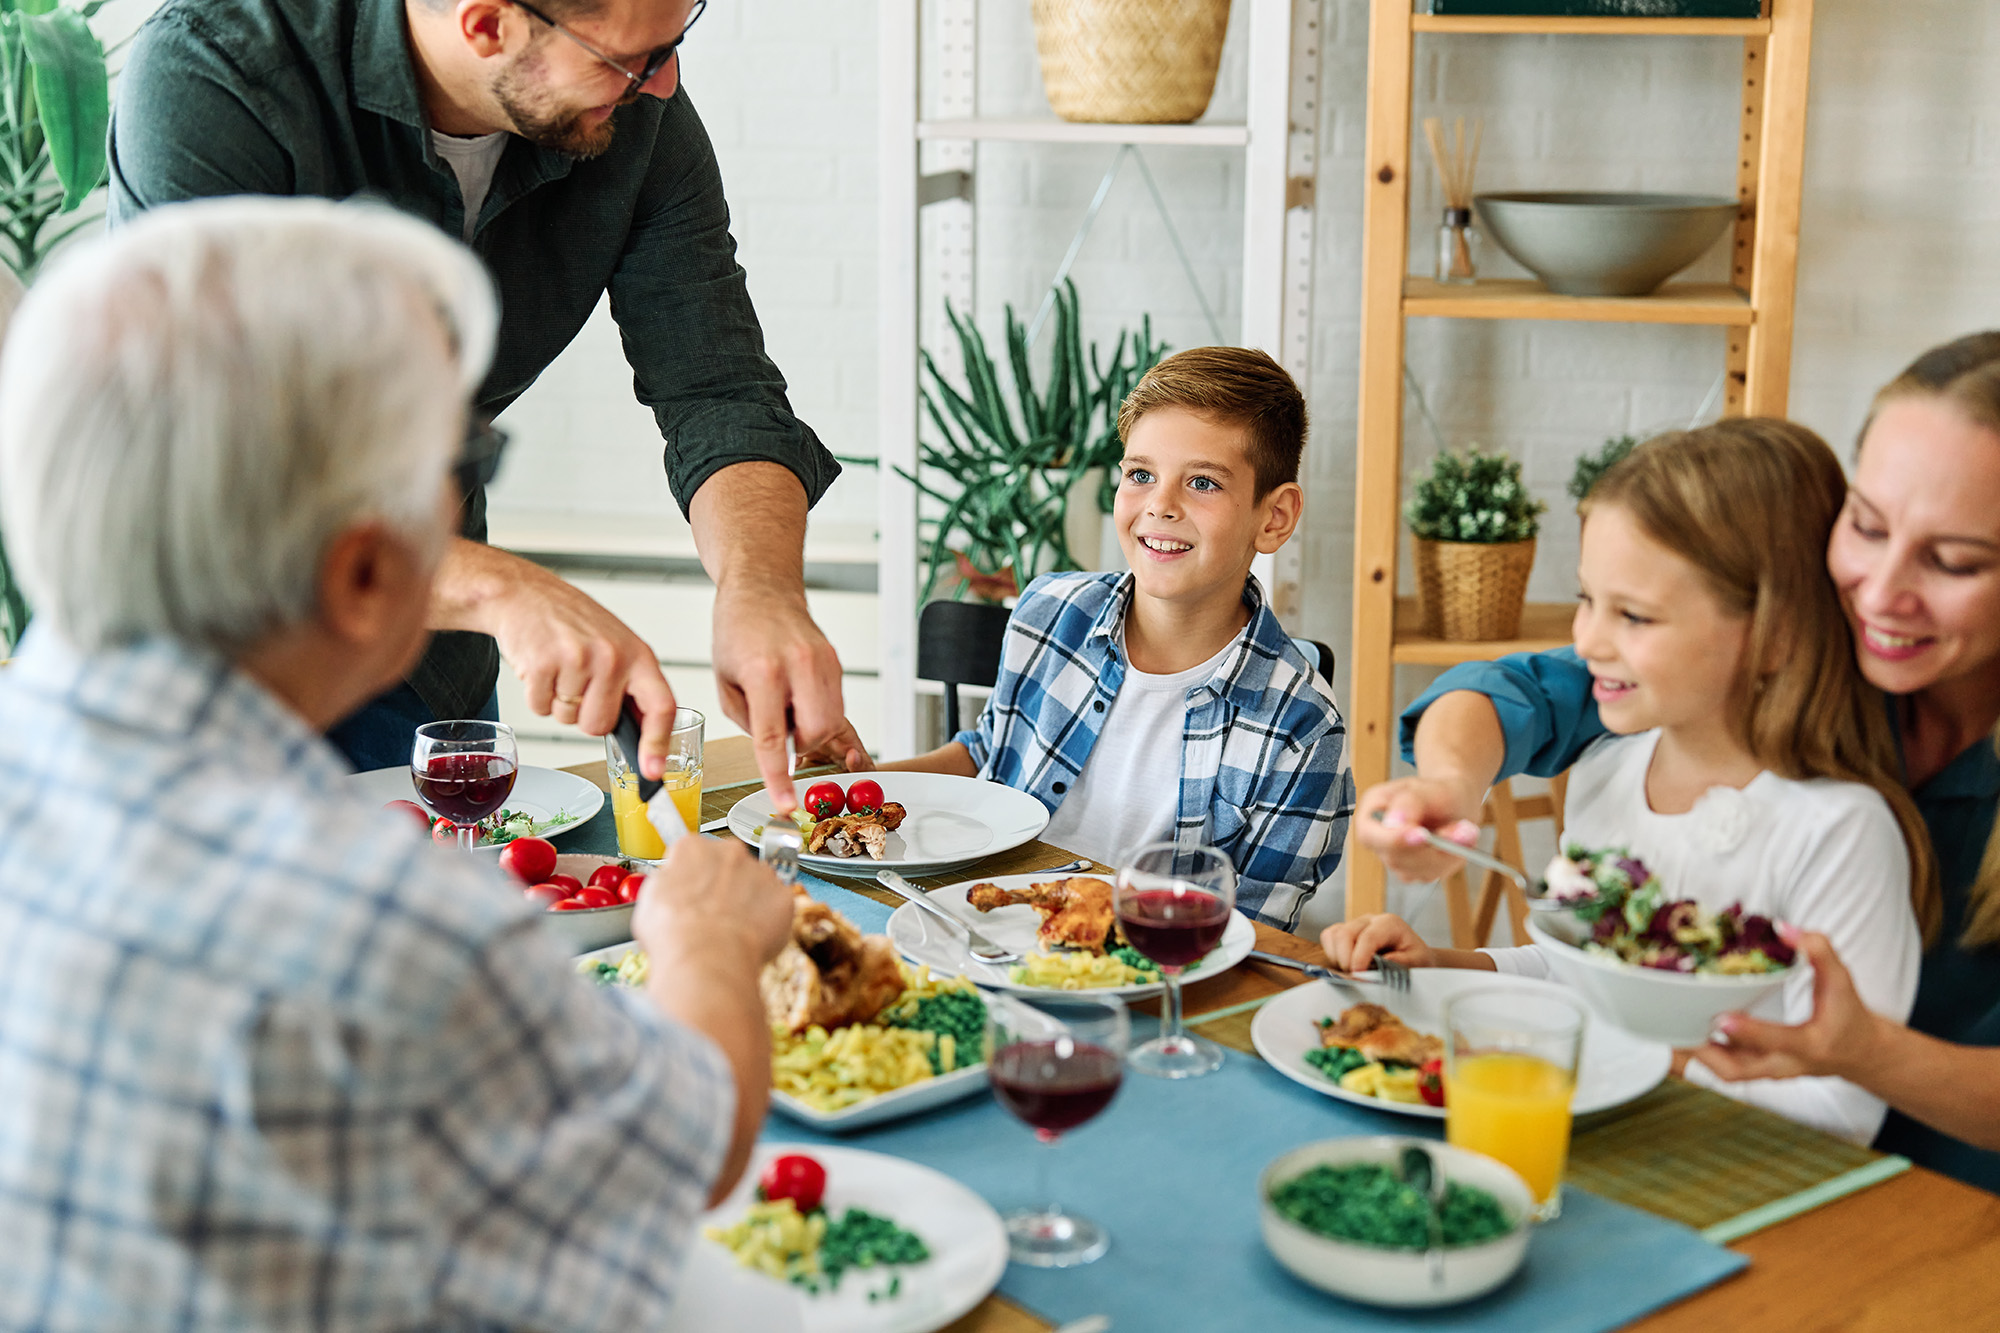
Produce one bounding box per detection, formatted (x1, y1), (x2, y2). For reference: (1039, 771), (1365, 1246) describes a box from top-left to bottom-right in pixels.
(555, 693), (583, 707)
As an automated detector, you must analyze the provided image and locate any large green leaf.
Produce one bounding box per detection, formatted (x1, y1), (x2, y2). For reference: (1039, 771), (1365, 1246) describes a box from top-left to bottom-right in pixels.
(20, 7), (106, 212)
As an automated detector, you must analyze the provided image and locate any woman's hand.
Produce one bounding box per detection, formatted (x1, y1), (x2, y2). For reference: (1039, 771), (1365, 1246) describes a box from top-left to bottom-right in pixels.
(1320, 913), (1440, 972)
(1353, 776), (1487, 882)
(1692, 929), (1880, 1083)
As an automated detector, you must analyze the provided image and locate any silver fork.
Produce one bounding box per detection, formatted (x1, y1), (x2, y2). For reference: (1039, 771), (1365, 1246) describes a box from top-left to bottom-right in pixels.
(877, 870), (1021, 965)
(1369, 810), (1560, 909)
(1248, 950), (1411, 995)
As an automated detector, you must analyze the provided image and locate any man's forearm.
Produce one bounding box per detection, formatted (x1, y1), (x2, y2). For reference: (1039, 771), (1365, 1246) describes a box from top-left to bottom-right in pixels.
(644, 949), (773, 1206)
(427, 536), (531, 633)
(879, 742), (977, 776)
(689, 461), (809, 603)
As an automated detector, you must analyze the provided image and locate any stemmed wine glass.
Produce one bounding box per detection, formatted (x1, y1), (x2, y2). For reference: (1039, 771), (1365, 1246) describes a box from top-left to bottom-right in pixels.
(411, 720), (519, 852)
(986, 991), (1130, 1268)
(1115, 841), (1236, 1079)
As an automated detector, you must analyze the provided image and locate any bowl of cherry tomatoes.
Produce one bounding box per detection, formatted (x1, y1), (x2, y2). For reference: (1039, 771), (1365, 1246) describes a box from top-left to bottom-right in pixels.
(494, 836), (646, 953)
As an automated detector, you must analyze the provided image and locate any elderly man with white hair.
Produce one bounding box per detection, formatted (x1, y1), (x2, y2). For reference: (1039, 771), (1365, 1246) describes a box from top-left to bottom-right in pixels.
(0, 196), (795, 1328)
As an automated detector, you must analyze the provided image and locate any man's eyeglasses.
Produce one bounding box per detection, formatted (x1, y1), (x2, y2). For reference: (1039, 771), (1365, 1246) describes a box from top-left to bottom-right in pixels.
(511, 0), (706, 104)
(457, 416), (513, 488)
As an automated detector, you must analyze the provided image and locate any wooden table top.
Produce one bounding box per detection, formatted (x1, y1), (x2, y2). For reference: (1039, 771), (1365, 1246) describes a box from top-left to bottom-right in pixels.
(611, 737), (2000, 1331)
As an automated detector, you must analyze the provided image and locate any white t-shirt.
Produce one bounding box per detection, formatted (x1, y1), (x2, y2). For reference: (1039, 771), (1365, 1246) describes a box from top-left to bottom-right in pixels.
(1039, 631), (1241, 869)
(431, 130), (509, 242)
(1483, 729), (1921, 1144)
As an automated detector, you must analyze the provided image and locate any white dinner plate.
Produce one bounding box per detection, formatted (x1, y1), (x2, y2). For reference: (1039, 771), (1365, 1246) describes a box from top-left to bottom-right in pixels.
(728, 773), (1049, 879)
(1251, 969), (1672, 1120)
(345, 764), (604, 849)
(576, 944), (992, 1131)
(887, 873), (1257, 999)
(665, 1144), (1008, 1333)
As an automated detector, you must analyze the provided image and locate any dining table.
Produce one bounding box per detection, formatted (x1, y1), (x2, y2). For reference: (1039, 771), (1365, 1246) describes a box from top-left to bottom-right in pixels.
(568, 737), (2000, 1331)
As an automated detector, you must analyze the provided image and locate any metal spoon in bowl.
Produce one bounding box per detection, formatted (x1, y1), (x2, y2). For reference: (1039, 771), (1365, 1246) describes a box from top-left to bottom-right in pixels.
(1400, 1143), (1448, 1290)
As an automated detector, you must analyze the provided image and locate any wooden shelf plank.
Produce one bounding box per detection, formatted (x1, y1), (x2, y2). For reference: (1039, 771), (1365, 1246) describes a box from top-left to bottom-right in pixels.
(1403, 277), (1753, 325)
(916, 119), (1250, 147)
(1392, 597), (1574, 665)
(1411, 14), (1770, 37)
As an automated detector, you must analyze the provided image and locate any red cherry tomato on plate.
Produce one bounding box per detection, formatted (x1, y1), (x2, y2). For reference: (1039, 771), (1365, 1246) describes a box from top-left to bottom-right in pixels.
(803, 781), (845, 820)
(1418, 1057), (1445, 1108)
(549, 898), (592, 911)
(545, 874), (584, 896)
(844, 779), (885, 815)
(617, 872), (646, 904)
(384, 799), (431, 828)
(759, 1153), (827, 1213)
(431, 817), (458, 844)
(498, 837), (558, 885)
(572, 885), (618, 910)
(524, 883), (567, 908)
(587, 863), (628, 892)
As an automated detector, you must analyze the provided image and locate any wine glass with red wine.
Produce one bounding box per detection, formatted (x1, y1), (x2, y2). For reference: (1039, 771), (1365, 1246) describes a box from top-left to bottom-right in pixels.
(986, 991), (1130, 1268)
(1115, 841), (1236, 1079)
(411, 720), (519, 852)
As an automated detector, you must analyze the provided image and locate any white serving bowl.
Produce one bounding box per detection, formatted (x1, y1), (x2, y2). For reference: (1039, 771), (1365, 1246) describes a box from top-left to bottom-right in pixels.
(535, 852), (643, 954)
(1259, 1136), (1532, 1309)
(1526, 912), (1792, 1047)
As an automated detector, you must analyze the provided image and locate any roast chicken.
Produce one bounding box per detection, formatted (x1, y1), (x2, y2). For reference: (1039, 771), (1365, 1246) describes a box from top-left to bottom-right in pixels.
(804, 802), (909, 860)
(967, 876), (1117, 954)
(760, 894), (906, 1033)
(1319, 1002), (1443, 1068)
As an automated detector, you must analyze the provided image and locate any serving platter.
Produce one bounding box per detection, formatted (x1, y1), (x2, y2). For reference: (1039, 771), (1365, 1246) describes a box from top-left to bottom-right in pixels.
(665, 1144), (1008, 1333)
(1251, 968), (1672, 1120)
(345, 763), (604, 847)
(886, 872), (1256, 999)
(727, 773), (1049, 879)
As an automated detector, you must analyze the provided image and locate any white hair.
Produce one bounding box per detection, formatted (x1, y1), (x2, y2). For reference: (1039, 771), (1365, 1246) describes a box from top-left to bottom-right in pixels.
(0, 195), (497, 653)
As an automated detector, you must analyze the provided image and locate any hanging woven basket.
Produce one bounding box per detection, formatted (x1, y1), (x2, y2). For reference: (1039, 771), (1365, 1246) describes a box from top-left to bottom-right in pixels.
(1030, 0), (1232, 125)
(1412, 537), (1537, 641)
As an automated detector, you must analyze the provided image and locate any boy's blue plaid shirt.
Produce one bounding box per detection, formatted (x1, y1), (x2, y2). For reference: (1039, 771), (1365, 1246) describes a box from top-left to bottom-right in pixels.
(955, 573), (1355, 927)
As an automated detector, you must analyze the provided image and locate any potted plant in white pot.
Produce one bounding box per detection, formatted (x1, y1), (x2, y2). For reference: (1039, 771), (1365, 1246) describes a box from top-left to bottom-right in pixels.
(1405, 446), (1545, 641)
(0, 0), (113, 657)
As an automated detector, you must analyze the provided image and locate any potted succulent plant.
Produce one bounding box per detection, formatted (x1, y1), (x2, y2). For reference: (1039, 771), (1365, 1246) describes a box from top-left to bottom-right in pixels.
(1405, 446), (1545, 641)
(0, 0), (113, 657)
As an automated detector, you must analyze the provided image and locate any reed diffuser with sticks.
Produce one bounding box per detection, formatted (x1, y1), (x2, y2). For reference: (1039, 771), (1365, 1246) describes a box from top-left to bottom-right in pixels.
(1425, 115), (1483, 284)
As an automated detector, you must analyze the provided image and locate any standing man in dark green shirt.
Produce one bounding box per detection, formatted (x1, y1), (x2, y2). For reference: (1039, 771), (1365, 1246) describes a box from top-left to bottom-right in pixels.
(111, 0), (843, 808)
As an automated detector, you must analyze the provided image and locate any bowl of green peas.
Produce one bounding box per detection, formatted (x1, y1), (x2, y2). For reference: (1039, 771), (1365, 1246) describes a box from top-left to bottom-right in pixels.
(1259, 1136), (1533, 1307)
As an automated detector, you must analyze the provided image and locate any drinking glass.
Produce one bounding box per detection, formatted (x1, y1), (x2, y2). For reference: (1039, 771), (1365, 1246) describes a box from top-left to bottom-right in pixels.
(411, 720), (518, 852)
(1115, 841), (1236, 1079)
(1443, 987), (1587, 1222)
(605, 707), (703, 858)
(986, 991), (1130, 1268)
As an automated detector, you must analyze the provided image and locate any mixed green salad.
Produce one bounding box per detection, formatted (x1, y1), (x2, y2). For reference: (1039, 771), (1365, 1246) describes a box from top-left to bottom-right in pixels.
(1545, 844), (1795, 975)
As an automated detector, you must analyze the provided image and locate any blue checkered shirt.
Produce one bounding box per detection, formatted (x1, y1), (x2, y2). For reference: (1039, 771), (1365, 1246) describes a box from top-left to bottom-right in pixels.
(0, 630), (732, 1331)
(955, 573), (1354, 928)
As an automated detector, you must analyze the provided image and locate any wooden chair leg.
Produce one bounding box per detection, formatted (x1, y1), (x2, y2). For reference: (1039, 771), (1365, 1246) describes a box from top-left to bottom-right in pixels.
(1444, 864), (1478, 949)
(1550, 770), (1569, 843)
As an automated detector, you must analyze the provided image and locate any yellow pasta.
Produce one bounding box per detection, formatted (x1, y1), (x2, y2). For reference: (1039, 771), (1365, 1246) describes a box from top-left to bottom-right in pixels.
(703, 1199), (827, 1281)
(1009, 950), (1157, 990)
(771, 1024), (945, 1111)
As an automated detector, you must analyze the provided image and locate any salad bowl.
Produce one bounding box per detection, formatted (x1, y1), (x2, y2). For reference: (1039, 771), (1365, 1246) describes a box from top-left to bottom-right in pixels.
(1526, 911), (1792, 1046)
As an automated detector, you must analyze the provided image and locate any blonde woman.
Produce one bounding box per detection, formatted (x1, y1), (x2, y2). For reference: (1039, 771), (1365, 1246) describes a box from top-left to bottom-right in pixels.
(1352, 333), (2000, 1189)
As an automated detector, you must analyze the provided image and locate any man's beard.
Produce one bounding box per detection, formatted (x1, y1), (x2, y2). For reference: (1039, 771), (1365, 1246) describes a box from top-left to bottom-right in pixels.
(494, 54), (618, 159)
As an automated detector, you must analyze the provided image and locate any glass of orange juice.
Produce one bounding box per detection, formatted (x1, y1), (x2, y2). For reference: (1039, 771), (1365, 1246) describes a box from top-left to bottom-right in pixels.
(1443, 988), (1586, 1222)
(604, 708), (703, 860)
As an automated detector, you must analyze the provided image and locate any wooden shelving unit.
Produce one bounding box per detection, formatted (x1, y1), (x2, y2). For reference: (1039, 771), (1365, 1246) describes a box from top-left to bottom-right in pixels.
(1346, 0), (1815, 919)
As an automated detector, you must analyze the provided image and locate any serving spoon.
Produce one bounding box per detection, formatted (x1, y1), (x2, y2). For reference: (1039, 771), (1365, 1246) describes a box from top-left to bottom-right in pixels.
(1400, 1143), (1448, 1290)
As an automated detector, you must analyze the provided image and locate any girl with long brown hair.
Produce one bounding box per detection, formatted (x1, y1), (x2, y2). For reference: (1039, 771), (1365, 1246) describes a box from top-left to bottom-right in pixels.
(1353, 332), (2000, 1190)
(1331, 417), (1930, 1143)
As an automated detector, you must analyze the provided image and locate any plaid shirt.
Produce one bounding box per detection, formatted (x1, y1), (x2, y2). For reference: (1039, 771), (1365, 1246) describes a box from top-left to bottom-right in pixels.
(0, 630), (731, 1331)
(956, 573), (1354, 927)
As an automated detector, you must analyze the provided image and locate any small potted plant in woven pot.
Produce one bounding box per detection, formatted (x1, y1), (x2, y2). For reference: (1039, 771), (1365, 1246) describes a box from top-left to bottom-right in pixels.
(1406, 447), (1545, 641)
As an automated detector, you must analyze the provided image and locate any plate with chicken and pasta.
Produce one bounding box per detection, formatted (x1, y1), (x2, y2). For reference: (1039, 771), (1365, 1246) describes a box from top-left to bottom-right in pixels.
(727, 773), (1051, 880)
(885, 872), (1257, 999)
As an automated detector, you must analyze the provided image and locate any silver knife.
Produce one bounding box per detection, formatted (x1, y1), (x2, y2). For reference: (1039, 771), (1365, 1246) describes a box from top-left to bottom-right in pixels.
(1248, 949), (1390, 985)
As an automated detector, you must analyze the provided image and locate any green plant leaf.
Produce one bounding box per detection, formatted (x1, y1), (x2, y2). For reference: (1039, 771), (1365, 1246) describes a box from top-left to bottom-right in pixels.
(20, 6), (106, 212)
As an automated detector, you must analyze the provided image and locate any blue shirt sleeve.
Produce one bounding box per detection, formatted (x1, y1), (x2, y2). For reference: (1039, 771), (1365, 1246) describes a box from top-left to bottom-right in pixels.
(1397, 646), (1608, 779)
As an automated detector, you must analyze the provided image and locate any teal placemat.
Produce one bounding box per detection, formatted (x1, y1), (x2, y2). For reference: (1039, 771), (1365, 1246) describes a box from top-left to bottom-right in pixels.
(769, 1049), (1746, 1331)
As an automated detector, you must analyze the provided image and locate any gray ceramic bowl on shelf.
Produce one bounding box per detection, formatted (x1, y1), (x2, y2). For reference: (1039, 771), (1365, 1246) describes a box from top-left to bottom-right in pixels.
(1473, 192), (1738, 297)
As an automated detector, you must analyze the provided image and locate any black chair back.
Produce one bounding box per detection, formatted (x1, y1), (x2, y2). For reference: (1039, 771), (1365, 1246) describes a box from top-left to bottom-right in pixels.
(1291, 636), (1336, 685)
(918, 600), (1015, 738)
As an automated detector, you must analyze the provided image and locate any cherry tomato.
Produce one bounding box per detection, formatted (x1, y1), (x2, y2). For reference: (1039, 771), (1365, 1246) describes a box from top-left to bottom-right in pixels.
(617, 872), (646, 904)
(545, 874), (584, 896)
(803, 781), (845, 820)
(844, 779), (884, 816)
(498, 837), (558, 885)
(587, 863), (628, 892)
(524, 883), (567, 908)
(572, 885), (618, 910)
(549, 898), (593, 911)
(383, 799), (431, 828)
(759, 1153), (827, 1213)
(431, 817), (458, 844)
(1418, 1057), (1446, 1108)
